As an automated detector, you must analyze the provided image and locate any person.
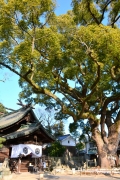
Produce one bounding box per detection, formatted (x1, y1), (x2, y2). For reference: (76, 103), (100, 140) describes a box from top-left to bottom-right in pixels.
(17, 158), (21, 173)
(10, 160), (18, 173)
(42, 161), (46, 171)
(38, 157), (43, 171)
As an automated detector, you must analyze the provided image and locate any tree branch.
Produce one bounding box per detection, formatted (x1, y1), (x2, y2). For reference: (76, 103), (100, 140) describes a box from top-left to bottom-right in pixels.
(86, 1), (100, 25)
(101, 94), (120, 142)
(0, 62), (22, 77)
(100, 0), (112, 23)
(111, 15), (120, 28)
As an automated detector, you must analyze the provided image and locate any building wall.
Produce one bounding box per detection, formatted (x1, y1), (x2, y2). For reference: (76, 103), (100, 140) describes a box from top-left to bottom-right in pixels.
(60, 136), (76, 146)
(85, 141), (97, 153)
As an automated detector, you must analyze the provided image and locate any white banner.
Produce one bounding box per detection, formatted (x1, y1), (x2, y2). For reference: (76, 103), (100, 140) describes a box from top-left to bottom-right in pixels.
(11, 144), (42, 158)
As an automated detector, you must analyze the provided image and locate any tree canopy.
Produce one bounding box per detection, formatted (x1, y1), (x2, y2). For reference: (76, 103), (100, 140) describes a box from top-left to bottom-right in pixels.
(0, 0), (120, 168)
(72, 0), (120, 27)
(69, 120), (91, 150)
(44, 141), (66, 157)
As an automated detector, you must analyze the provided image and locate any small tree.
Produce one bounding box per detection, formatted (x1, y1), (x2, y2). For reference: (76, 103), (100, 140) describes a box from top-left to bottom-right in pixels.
(36, 108), (65, 137)
(76, 141), (85, 152)
(45, 141), (66, 157)
(52, 120), (65, 138)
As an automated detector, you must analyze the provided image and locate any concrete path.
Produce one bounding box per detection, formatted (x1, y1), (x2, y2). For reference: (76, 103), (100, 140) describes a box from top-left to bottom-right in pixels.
(11, 172), (120, 180)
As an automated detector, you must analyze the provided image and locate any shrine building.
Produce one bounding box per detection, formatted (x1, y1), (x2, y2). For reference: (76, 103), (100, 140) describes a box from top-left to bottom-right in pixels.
(0, 106), (55, 172)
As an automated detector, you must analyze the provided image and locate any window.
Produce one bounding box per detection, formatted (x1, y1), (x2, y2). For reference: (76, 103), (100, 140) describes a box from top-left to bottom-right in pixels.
(68, 140), (70, 143)
(90, 143), (96, 148)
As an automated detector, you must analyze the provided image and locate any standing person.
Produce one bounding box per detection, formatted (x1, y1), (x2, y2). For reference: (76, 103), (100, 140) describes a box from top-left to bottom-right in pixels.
(17, 157), (21, 173)
(42, 161), (46, 171)
(42, 157), (46, 171)
(17, 154), (23, 173)
(38, 157), (43, 171)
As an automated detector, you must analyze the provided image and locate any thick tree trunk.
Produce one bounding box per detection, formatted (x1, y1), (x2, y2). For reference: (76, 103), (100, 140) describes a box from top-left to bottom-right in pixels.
(95, 139), (118, 168)
(99, 153), (111, 168)
(92, 127), (118, 168)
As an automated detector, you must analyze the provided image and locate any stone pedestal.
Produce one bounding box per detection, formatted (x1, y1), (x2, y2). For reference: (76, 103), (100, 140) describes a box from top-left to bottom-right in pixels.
(39, 173), (44, 179)
(72, 168), (75, 175)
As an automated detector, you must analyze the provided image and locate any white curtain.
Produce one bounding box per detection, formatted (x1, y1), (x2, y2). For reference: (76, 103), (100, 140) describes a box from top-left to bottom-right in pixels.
(11, 144), (42, 158)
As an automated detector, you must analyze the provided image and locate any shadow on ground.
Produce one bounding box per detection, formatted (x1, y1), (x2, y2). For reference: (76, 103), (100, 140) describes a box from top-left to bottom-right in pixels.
(36, 174), (60, 180)
(104, 174), (120, 179)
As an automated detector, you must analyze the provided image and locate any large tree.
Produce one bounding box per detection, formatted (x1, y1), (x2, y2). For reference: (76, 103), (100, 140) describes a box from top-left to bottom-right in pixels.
(0, 0), (120, 168)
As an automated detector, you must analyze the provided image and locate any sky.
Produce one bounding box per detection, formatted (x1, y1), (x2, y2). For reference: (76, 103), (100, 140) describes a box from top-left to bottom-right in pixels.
(0, 0), (73, 133)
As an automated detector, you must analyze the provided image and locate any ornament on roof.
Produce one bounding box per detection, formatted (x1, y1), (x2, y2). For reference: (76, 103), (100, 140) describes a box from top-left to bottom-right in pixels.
(17, 99), (33, 109)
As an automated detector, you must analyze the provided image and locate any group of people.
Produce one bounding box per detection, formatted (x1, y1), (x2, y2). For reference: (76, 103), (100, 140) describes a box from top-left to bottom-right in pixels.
(28, 157), (46, 173)
(10, 156), (46, 173)
(37, 157), (46, 171)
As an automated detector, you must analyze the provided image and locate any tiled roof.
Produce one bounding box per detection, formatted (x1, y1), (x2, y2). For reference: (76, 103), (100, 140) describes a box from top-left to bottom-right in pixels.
(57, 134), (70, 141)
(3, 122), (40, 140)
(0, 107), (55, 141)
(2, 121), (55, 141)
(0, 107), (38, 129)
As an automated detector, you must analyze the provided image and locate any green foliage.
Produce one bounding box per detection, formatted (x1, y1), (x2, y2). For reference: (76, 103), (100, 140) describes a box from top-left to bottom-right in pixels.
(76, 141), (85, 150)
(52, 120), (65, 138)
(44, 119), (65, 138)
(0, 103), (7, 116)
(69, 122), (80, 138)
(0, 137), (6, 148)
(69, 121), (91, 138)
(69, 120), (91, 150)
(45, 141), (66, 157)
(69, 122), (78, 133)
(72, 0), (120, 27)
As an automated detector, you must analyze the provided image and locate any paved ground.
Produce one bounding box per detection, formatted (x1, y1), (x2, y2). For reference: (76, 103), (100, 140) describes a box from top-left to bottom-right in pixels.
(11, 172), (120, 180)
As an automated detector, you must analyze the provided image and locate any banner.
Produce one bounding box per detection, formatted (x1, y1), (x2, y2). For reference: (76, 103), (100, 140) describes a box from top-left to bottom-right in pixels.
(11, 144), (42, 158)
